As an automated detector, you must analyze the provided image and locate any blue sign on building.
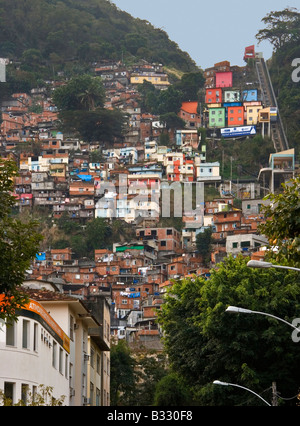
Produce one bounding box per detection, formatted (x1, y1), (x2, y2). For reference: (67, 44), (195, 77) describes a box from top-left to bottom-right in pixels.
(221, 126), (256, 138)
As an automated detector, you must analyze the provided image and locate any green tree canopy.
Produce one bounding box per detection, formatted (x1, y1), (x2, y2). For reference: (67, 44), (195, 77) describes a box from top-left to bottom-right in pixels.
(153, 373), (192, 406)
(0, 160), (43, 321)
(175, 71), (205, 101)
(196, 227), (213, 266)
(158, 256), (300, 406)
(259, 177), (300, 268)
(256, 7), (300, 50)
(110, 340), (137, 406)
(52, 75), (126, 143)
(52, 75), (105, 112)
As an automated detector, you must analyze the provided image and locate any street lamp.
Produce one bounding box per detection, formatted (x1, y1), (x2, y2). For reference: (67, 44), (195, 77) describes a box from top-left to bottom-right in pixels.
(247, 260), (300, 272)
(226, 306), (300, 332)
(213, 380), (271, 406)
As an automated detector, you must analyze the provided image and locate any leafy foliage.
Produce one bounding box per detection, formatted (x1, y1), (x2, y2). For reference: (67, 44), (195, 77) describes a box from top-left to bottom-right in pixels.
(0, 385), (65, 406)
(52, 74), (127, 143)
(257, 8), (300, 150)
(52, 74), (105, 111)
(55, 215), (112, 258)
(256, 7), (300, 50)
(196, 227), (213, 266)
(110, 340), (137, 406)
(153, 373), (192, 406)
(0, 0), (197, 75)
(0, 160), (43, 321)
(158, 256), (300, 406)
(259, 177), (300, 267)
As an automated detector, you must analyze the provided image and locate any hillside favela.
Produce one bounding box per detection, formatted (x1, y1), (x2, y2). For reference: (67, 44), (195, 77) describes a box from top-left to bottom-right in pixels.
(0, 0), (300, 409)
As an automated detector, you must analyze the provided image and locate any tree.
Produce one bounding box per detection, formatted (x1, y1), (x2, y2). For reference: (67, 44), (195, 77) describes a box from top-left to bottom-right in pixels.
(175, 72), (205, 101)
(258, 177), (300, 268)
(0, 385), (65, 406)
(0, 160), (43, 322)
(157, 255), (300, 406)
(196, 227), (213, 266)
(57, 106), (126, 144)
(52, 75), (105, 112)
(85, 218), (111, 254)
(159, 112), (186, 131)
(156, 85), (183, 115)
(110, 340), (137, 406)
(153, 373), (192, 406)
(134, 352), (169, 406)
(256, 8), (300, 51)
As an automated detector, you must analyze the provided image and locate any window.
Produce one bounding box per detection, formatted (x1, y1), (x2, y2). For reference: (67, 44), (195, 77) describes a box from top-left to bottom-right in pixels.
(52, 341), (57, 368)
(90, 347), (95, 368)
(4, 382), (14, 404)
(22, 320), (30, 349)
(21, 384), (29, 406)
(32, 386), (38, 404)
(90, 382), (94, 406)
(70, 315), (74, 341)
(160, 241), (166, 247)
(232, 242), (238, 249)
(6, 320), (15, 346)
(59, 347), (63, 374)
(65, 354), (69, 378)
(33, 323), (38, 352)
(96, 388), (101, 406)
(103, 354), (106, 373)
(167, 229), (172, 235)
(241, 241), (251, 248)
(97, 354), (101, 375)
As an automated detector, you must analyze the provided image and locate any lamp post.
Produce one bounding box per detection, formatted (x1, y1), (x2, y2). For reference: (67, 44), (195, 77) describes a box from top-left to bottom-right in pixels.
(225, 306), (300, 332)
(247, 260), (300, 272)
(213, 380), (271, 406)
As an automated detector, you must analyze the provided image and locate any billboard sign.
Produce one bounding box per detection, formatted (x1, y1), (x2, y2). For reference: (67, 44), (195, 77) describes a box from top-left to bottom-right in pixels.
(221, 126), (256, 138)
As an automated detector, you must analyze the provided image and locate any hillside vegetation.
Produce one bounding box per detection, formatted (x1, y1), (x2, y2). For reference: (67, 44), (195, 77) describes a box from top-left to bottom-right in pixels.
(257, 7), (300, 152)
(0, 0), (197, 75)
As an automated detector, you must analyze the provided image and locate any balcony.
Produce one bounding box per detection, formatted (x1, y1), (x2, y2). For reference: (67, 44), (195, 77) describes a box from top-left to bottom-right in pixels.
(88, 326), (110, 351)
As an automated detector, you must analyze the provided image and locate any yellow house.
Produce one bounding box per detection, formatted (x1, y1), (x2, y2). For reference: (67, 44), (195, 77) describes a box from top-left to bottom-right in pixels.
(245, 105), (263, 125)
(130, 72), (170, 88)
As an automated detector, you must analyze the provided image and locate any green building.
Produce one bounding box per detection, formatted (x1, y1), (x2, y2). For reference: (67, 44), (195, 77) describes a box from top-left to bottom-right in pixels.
(208, 107), (226, 128)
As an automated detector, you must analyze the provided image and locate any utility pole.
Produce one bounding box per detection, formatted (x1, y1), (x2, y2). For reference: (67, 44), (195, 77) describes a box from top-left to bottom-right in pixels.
(272, 382), (278, 406)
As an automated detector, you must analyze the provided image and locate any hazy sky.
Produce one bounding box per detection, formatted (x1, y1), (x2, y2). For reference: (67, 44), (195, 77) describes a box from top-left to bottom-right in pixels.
(111, 0), (296, 69)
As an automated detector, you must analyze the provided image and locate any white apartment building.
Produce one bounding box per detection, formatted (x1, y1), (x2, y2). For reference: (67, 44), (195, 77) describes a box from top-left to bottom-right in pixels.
(0, 296), (70, 405)
(0, 281), (110, 406)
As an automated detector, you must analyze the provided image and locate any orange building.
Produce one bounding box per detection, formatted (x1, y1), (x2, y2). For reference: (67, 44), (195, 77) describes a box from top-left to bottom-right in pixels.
(178, 101), (201, 128)
(227, 105), (244, 127)
(205, 88), (222, 104)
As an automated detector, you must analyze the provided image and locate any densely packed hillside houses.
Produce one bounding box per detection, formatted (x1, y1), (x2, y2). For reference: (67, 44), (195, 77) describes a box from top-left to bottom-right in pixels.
(0, 5), (299, 405)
